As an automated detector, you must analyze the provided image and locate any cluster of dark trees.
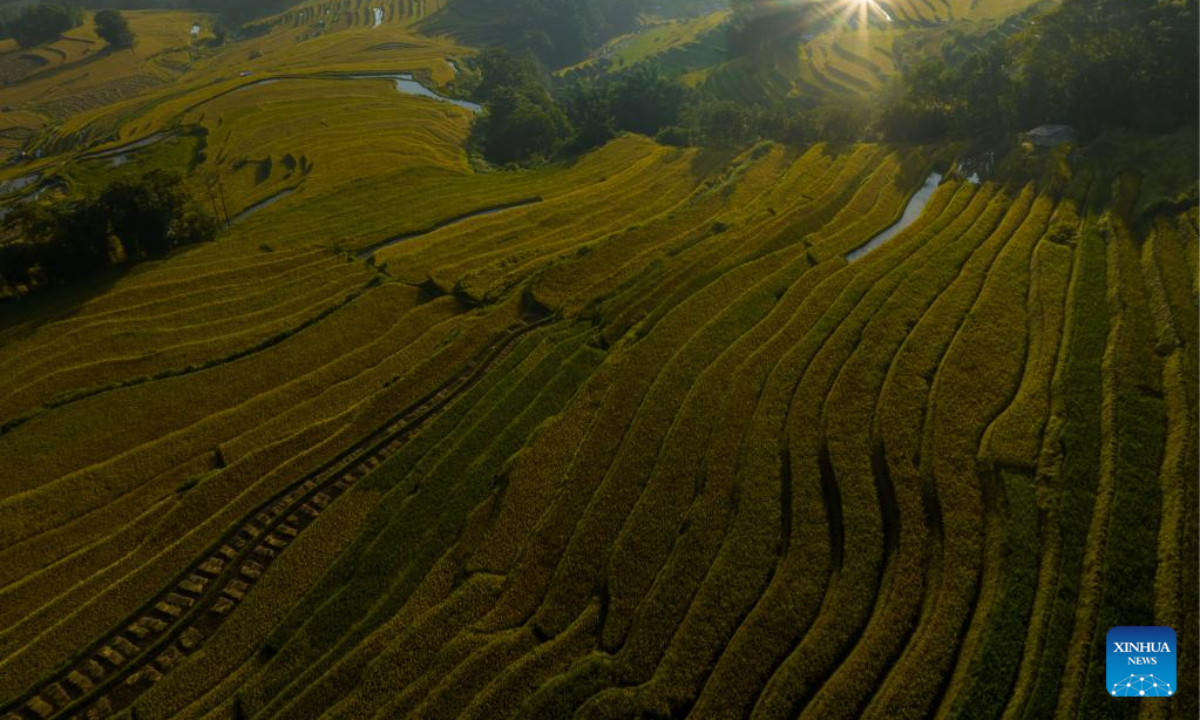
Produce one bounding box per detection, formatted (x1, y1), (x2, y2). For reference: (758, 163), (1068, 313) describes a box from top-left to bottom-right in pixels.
(449, 0), (640, 68)
(0, 2), (134, 50)
(1, 2), (81, 49)
(469, 50), (689, 165)
(727, 0), (827, 56)
(0, 171), (218, 293)
(880, 0), (1198, 142)
(94, 9), (134, 48)
(467, 49), (569, 164)
(470, 48), (876, 165)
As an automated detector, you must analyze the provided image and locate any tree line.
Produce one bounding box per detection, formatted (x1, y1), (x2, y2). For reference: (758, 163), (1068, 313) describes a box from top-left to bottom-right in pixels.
(0, 171), (218, 295)
(879, 0), (1198, 141)
(471, 0), (1197, 165)
(0, 2), (134, 49)
(467, 47), (874, 166)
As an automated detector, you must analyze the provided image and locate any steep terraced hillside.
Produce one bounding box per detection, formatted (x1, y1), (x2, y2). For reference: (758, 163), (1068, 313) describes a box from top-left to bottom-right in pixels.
(0, 1), (1195, 720)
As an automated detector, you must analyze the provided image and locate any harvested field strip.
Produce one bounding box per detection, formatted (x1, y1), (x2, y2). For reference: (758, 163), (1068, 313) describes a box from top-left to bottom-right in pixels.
(0, 293), (465, 670)
(215, 331), (551, 720)
(0, 314), (548, 720)
(234, 325), (599, 720)
(0, 298), (526, 694)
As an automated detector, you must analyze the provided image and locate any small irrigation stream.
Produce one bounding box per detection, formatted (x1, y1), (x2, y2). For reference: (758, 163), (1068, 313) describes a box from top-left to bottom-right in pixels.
(77, 132), (172, 165)
(0, 172), (41, 196)
(226, 73), (480, 113)
(230, 188), (297, 224)
(346, 73), (481, 113)
(845, 172), (943, 262)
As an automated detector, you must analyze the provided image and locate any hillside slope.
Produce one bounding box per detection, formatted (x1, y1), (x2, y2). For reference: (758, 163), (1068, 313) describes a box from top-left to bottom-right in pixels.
(0, 2), (1195, 720)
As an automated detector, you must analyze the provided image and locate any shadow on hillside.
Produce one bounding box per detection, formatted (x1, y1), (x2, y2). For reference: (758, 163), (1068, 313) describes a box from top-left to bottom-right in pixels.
(689, 146), (738, 181)
(0, 242), (210, 345)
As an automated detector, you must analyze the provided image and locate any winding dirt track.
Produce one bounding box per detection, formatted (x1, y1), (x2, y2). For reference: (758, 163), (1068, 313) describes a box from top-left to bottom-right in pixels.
(1, 317), (547, 720)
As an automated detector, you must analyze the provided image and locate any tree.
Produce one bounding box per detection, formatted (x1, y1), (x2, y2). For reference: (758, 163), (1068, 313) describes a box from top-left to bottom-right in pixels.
(1, 171), (216, 293)
(751, 103), (810, 146)
(4, 199), (110, 282)
(470, 47), (572, 164)
(94, 9), (134, 49)
(880, 0), (1198, 141)
(4, 2), (82, 49)
(479, 86), (570, 164)
(0, 241), (37, 288)
(812, 95), (872, 143)
(561, 81), (616, 151)
(101, 170), (216, 258)
(608, 66), (686, 137)
(688, 101), (753, 148)
(472, 48), (543, 104)
(728, 0), (810, 56)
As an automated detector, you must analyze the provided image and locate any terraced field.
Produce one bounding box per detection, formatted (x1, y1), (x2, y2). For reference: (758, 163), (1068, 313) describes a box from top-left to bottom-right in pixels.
(587, 0), (1043, 102)
(0, 8), (213, 162)
(0, 1), (1196, 720)
(561, 11), (731, 75)
(2, 123), (1195, 720)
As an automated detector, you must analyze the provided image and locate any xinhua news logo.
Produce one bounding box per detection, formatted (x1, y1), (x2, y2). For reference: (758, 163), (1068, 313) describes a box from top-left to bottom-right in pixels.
(1107, 626), (1176, 698)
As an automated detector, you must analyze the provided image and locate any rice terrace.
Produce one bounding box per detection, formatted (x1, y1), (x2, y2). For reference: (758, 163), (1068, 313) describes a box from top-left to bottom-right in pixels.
(0, 0), (1195, 718)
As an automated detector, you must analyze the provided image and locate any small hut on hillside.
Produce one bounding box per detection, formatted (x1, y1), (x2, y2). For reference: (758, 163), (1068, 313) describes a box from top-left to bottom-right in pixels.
(1024, 124), (1078, 148)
